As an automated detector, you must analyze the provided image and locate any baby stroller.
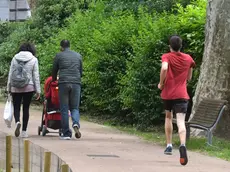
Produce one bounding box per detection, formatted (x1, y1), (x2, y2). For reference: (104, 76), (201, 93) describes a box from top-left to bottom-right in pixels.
(38, 76), (62, 136)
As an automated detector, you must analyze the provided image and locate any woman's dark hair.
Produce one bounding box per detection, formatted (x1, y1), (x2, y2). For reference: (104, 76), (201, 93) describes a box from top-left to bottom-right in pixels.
(18, 42), (36, 56)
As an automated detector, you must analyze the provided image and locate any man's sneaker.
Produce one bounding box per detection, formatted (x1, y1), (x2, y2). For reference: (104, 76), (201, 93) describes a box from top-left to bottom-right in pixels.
(73, 124), (81, 139)
(179, 145), (188, 166)
(21, 131), (29, 138)
(15, 122), (21, 137)
(164, 146), (172, 155)
(60, 136), (71, 140)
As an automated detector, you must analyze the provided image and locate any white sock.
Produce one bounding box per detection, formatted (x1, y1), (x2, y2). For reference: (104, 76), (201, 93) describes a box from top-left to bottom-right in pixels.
(167, 144), (172, 147)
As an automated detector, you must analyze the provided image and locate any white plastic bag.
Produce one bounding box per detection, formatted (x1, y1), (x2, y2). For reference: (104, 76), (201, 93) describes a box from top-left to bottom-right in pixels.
(3, 95), (13, 128)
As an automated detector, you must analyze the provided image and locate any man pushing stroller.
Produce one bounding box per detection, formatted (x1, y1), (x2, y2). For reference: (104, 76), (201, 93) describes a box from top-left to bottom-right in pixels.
(52, 40), (83, 140)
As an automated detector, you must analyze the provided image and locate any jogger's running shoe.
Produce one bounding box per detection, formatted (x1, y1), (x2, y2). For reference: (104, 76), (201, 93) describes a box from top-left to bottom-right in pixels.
(15, 122), (21, 137)
(164, 146), (172, 155)
(73, 124), (81, 139)
(179, 145), (188, 166)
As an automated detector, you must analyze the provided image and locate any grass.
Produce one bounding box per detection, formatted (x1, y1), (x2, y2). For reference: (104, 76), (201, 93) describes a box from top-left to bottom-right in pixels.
(82, 114), (230, 161)
(0, 96), (5, 103)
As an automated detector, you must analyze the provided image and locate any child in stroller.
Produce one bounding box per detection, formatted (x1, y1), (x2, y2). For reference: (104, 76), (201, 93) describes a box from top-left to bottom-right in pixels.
(38, 76), (62, 136)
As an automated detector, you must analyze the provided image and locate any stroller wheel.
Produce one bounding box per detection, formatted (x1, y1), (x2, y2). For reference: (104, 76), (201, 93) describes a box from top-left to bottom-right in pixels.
(42, 126), (47, 136)
(38, 126), (41, 136)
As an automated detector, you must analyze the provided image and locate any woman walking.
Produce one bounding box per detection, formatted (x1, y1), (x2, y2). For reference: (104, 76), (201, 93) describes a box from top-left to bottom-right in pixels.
(7, 42), (41, 138)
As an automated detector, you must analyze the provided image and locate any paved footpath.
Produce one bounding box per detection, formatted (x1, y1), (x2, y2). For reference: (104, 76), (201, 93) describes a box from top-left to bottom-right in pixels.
(1, 103), (230, 172)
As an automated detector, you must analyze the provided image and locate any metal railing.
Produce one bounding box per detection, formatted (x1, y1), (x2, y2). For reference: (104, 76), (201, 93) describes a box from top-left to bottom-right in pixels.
(0, 132), (73, 172)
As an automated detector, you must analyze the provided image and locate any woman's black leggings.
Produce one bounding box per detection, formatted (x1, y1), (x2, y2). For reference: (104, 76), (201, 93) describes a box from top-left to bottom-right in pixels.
(12, 92), (34, 131)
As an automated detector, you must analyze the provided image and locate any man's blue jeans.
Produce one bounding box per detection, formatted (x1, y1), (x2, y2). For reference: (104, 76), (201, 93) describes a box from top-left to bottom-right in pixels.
(58, 83), (81, 137)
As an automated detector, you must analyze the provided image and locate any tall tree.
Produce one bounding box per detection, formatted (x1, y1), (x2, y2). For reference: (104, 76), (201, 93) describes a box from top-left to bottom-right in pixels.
(191, 0), (230, 138)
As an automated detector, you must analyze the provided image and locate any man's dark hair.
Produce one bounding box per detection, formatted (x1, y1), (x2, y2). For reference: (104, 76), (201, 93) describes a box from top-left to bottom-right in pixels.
(60, 40), (70, 49)
(18, 42), (36, 56)
(169, 35), (182, 52)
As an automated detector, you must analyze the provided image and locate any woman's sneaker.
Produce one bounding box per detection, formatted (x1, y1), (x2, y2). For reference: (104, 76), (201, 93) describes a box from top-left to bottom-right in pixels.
(60, 136), (71, 140)
(15, 122), (21, 137)
(179, 145), (188, 166)
(73, 124), (81, 139)
(164, 146), (172, 155)
(21, 131), (29, 138)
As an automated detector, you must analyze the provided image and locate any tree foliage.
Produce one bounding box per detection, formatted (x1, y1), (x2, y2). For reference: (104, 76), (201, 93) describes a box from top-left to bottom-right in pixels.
(0, 0), (206, 129)
(36, 0), (206, 129)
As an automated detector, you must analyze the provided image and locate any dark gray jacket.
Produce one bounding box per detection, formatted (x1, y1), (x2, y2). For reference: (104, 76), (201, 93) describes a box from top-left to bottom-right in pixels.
(52, 48), (82, 84)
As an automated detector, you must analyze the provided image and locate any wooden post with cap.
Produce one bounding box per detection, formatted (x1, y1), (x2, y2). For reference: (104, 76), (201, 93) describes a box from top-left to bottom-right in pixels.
(61, 164), (69, 172)
(6, 135), (12, 172)
(44, 152), (51, 172)
(24, 139), (30, 172)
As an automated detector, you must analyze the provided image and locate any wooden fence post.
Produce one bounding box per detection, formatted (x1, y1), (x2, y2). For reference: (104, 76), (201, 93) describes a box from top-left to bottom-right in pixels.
(44, 152), (51, 172)
(6, 135), (12, 172)
(24, 140), (30, 172)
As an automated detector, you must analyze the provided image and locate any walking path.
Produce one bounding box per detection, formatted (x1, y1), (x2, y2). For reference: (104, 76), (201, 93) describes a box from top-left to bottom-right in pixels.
(1, 103), (230, 172)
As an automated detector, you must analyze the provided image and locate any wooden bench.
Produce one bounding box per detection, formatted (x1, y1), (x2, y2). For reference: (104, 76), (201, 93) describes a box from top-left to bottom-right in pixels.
(172, 98), (228, 145)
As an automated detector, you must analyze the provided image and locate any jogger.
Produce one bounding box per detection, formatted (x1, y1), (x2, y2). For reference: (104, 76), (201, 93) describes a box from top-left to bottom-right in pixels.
(158, 35), (195, 165)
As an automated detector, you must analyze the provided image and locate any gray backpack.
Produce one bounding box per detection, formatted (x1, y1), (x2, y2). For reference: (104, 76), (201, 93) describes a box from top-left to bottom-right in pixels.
(11, 60), (30, 88)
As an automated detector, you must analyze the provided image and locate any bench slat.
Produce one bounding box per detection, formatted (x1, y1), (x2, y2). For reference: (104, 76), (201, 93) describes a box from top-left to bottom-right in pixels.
(189, 98), (227, 128)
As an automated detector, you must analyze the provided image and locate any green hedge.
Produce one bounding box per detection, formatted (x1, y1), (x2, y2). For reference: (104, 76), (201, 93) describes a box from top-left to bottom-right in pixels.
(104, 0), (192, 13)
(36, 0), (206, 129)
(0, 0), (206, 129)
(120, 1), (206, 129)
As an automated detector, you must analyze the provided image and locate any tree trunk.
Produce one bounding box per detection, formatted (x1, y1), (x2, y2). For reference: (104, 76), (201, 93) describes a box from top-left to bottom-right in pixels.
(190, 0), (230, 138)
(28, 0), (36, 9)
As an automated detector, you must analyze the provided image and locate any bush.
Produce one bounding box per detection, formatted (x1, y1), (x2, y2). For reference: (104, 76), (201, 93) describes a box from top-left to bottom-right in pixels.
(37, 3), (136, 117)
(0, 22), (17, 45)
(37, 0), (206, 130)
(120, 0), (206, 129)
(0, 0), (82, 78)
(120, 13), (179, 129)
(176, 0), (206, 94)
(31, 0), (81, 41)
(104, 0), (192, 13)
(0, 0), (206, 130)
(0, 22), (32, 77)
